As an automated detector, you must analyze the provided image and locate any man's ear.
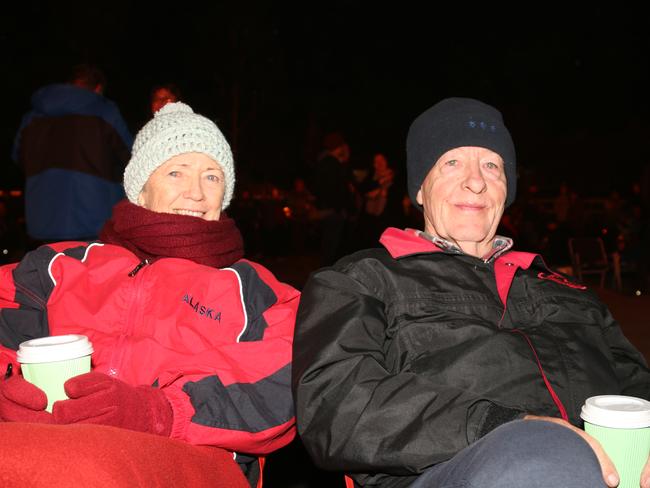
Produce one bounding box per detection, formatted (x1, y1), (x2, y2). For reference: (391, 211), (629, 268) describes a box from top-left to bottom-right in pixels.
(416, 188), (423, 206)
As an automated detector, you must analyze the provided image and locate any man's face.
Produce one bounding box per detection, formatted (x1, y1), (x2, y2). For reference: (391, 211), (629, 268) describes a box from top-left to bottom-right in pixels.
(416, 146), (507, 257)
(138, 152), (225, 221)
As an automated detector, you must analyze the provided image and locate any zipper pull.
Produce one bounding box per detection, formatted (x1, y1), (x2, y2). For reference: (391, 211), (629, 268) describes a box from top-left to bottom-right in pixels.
(128, 259), (150, 277)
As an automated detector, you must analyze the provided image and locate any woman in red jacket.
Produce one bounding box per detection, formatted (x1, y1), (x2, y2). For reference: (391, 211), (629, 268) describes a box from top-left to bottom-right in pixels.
(0, 102), (300, 488)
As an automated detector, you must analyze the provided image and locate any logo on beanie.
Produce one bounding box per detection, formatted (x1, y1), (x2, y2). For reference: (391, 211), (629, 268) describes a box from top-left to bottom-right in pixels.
(468, 120), (497, 132)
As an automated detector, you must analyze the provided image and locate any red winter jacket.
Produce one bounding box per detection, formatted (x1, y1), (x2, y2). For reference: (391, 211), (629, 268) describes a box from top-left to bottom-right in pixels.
(0, 241), (299, 457)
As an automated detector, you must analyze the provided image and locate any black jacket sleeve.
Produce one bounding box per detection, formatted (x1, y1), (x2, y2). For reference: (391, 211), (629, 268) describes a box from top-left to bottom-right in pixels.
(600, 305), (650, 400)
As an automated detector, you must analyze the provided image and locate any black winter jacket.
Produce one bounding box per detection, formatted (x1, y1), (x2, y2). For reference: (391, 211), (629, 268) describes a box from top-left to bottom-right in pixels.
(292, 228), (650, 488)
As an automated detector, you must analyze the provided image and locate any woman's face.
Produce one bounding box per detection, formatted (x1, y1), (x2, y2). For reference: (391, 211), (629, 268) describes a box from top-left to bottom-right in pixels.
(138, 152), (225, 221)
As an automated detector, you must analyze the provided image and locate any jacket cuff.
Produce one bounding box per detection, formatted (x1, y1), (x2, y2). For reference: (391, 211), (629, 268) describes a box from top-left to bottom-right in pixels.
(467, 400), (525, 443)
(161, 385), (194, 440)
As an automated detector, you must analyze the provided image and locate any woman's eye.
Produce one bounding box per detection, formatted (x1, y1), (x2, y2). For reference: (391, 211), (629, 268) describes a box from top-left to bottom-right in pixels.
(168, 171), (180, 177)
(206, 174), (221, 182)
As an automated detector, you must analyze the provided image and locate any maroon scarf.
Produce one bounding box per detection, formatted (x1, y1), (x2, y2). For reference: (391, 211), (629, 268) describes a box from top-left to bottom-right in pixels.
(99, 200), (244, 268)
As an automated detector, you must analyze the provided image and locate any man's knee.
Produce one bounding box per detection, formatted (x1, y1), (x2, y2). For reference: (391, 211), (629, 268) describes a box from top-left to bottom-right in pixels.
(463, 420), (605, 488)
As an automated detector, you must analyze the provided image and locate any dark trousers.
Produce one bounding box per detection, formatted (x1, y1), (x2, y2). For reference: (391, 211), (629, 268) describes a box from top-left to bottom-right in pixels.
(411, 419), (604, 488)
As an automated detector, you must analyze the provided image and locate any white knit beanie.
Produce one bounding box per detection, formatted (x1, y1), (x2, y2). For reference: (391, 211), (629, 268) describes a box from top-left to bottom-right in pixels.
(123, 102), (235, 209)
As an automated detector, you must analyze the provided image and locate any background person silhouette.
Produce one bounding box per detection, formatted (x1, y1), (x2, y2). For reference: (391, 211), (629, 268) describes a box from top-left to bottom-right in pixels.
(12, 63), (132, 244)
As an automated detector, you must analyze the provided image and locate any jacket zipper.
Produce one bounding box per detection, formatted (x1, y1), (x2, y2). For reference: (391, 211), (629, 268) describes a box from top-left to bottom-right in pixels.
(107, 259), (150, 376)
(128, 259), (150, 277)
(494, 259), (569, 421)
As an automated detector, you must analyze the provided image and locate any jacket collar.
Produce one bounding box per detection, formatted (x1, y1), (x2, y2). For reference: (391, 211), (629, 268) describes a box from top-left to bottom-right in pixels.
(379, 228), (440, 258)
(379, 227), (513, 263)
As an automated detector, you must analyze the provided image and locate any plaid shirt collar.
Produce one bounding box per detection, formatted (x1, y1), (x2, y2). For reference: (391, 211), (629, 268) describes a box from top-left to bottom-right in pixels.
(416, 231), (513, 263)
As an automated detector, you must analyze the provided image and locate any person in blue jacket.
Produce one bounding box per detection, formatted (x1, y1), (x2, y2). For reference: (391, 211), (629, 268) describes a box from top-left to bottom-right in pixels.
(12, 63), (133, 243)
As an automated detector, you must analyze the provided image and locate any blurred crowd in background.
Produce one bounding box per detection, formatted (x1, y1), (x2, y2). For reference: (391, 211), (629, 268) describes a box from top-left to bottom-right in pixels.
(3, 147), (649, 292)
(2, 65), (650, 294)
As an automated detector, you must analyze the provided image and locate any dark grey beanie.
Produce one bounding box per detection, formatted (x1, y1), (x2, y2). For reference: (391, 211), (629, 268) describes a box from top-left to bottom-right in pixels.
(406, 97), (517, 209)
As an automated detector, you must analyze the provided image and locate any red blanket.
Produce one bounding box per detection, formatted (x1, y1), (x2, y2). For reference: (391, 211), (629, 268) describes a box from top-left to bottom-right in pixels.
(0, 423), (248, 487)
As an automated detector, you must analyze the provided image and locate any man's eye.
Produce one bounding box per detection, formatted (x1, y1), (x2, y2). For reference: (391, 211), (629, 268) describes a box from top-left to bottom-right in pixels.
(445, 159), (457, 166)
(485, 162), (496, 169)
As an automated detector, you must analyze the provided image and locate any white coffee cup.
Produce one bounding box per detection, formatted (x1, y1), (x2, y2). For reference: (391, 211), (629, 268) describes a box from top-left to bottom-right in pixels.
(17, 335), (94, 412)
(581, 395), (650, 488)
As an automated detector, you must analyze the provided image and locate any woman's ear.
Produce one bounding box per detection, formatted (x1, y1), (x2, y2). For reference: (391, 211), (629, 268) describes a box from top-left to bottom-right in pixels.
(137, 190), (146, 207)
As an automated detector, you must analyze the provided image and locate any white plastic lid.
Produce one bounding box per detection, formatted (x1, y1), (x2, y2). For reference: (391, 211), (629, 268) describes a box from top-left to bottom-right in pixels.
(580, 395), (650, 429)
(16, 335), (94, 364)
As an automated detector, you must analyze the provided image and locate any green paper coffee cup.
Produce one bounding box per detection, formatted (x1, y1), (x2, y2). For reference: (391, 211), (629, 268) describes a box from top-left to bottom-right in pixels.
(580, 395), (650, 488)
(16, 335), (93, 412)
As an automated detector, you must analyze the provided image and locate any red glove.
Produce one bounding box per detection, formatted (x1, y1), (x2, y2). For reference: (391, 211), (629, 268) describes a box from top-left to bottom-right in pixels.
(0, 374), (55, 423)
(52, 372), (173, 436)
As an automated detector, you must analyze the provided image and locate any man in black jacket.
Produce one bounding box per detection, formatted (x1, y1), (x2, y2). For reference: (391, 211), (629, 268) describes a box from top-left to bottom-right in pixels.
(292, 98), (650, 488)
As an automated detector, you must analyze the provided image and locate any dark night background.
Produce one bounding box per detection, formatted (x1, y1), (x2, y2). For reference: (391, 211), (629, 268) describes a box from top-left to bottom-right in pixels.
(2, 4), (650, 487)
(2, 3), (650, 196)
